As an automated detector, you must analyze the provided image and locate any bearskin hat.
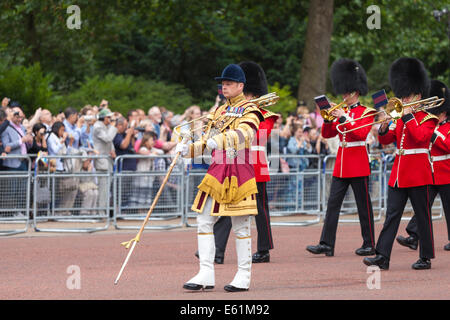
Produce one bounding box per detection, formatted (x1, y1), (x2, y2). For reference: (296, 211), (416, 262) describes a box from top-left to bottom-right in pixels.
(428, 79), (450, 115)
(330, 58), (368, 96)
(389, 57), (430, 99)
(238, 61), (268, 97)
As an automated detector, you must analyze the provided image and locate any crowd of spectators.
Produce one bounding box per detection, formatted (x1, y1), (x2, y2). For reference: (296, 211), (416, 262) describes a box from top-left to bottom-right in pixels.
(0, 96), (395, 214)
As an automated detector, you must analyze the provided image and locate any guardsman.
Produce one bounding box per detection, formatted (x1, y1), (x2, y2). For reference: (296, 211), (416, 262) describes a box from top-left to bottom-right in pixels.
(203, 61), (279, 264)
(176, 64), (263, 292)
(396, 79), (450, 252)
(306, 58), (377, 257)
(364, 57), (438, 270)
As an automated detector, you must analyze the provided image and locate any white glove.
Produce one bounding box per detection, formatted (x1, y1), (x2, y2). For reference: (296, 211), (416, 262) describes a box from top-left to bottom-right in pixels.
(206, 138), (218, 150)
(175, 143), (188, 156)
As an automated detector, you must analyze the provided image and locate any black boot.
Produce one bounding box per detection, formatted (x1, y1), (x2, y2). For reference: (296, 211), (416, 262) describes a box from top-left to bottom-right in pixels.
(224, 285), (248, 292)
(363, 254), (390, 270)
(444, 243), (450, 251)
(412, 258), (431, 270)
(355, 246), (376, 256)
(396, 235), (418, 250)
(252, 251), (270, 263)
(306, 244), (334, 256)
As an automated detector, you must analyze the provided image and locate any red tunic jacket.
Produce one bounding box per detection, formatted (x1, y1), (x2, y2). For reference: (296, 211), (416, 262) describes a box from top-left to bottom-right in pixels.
(251, 109), (278, 182)
(379, 110), (438, 188)
(321, 103), (375, 178)
(430, 120), (450, 185)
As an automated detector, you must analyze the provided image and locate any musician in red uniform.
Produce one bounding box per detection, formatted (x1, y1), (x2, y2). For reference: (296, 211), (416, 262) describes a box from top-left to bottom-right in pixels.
(396, 79), (450, 252)
(306, 58), (377, 257)
(364, 57), (438, 270)
(197, 61), (279, 264)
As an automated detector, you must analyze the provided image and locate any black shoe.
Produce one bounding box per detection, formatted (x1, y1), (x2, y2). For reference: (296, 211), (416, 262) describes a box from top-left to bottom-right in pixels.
(194, 251), (224, 264)
(412, 258), (431, 270)
(306, 244), (334, 256)
(444, 243), (450, 251)
(396, 235), (418, 250)
(363, 254), (390, 270)
(224, 284), (248, 292)
(355, 247), (376, 256)
(183, 283), (214, 291)
(252, 251), (270, 263)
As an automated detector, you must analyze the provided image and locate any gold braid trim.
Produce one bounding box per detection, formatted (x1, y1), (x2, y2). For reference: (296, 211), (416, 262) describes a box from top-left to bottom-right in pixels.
(260, 107), (278, 120)
(361, 106), (377, 117)
(212, 196), (258, 216)
(197, 174), (258, 205)
(420, 112), (439, 125)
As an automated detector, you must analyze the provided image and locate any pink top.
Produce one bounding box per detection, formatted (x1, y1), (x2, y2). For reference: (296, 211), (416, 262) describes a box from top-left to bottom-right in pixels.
(134, 139), (164, 152)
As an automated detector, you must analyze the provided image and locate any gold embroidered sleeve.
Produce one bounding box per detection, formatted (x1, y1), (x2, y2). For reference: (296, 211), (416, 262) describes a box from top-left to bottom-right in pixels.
(212, 110), (261, 150)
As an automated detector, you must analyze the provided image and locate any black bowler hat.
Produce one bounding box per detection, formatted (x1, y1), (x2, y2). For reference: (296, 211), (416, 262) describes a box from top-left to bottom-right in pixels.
(389, 57), (430, 99)
(215, 64), (246, 83)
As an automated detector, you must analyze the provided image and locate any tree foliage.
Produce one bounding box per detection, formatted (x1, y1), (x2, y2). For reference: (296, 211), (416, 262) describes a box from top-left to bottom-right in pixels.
(0, 0), (448, 115)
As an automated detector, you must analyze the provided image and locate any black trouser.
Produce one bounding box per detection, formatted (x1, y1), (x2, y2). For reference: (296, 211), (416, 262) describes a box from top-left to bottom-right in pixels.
(213, 182), (274, 256)
(320, 176), (375, 249)
(406, 184), (450, 241)
(376, 185), (435, 260)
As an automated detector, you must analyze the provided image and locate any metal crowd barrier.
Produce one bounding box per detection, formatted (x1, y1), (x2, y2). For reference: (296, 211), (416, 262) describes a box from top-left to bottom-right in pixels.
(33, 154), (112, 233)
(0, 152), (447, 236)
(184, 154), (322, 227)
(0, 155), (32, 235)
(322, 154), (384, 223)
(113, 154), (185, 230)
(268, 154), (322, 226)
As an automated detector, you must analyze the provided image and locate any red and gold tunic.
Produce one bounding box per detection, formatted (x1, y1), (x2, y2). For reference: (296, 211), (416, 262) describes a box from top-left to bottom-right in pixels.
(185, 93), (263, 216)
(321, 103), (375, 178)
(430, 120), (450, 185)
(379, 110), (439, 188)
(251, 109), (278, 182)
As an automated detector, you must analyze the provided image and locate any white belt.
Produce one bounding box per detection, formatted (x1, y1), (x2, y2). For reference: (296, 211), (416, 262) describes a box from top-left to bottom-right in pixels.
(431, 154), (450, 162)
(396, 148), (429, 156)
(339, 141), (366, 148)
(251, 146), (266, 152)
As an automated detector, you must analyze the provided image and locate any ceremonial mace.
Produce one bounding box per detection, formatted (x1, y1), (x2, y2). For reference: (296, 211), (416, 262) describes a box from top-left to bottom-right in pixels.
(114, 135), (188, 285)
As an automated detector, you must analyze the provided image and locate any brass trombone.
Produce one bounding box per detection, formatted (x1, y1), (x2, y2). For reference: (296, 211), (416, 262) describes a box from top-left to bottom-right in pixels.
(336, 96), (445, 134)
(173, 92), (280, 139)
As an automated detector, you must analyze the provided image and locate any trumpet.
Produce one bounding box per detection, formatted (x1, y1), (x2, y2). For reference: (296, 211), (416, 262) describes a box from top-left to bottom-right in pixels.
(320, 92), (356, 122)
(336, 96), (445, 134)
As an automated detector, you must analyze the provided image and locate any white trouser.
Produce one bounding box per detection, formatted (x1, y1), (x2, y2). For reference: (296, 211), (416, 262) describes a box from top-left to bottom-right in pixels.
(186, 197), (252, 289)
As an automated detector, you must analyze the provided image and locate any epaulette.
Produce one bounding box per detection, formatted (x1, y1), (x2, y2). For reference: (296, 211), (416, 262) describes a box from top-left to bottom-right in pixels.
(260, 107), (279, 120)
(420, 112), (439, 125)
(361, 106), (377, 117)
(242, 104), (264, 122)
